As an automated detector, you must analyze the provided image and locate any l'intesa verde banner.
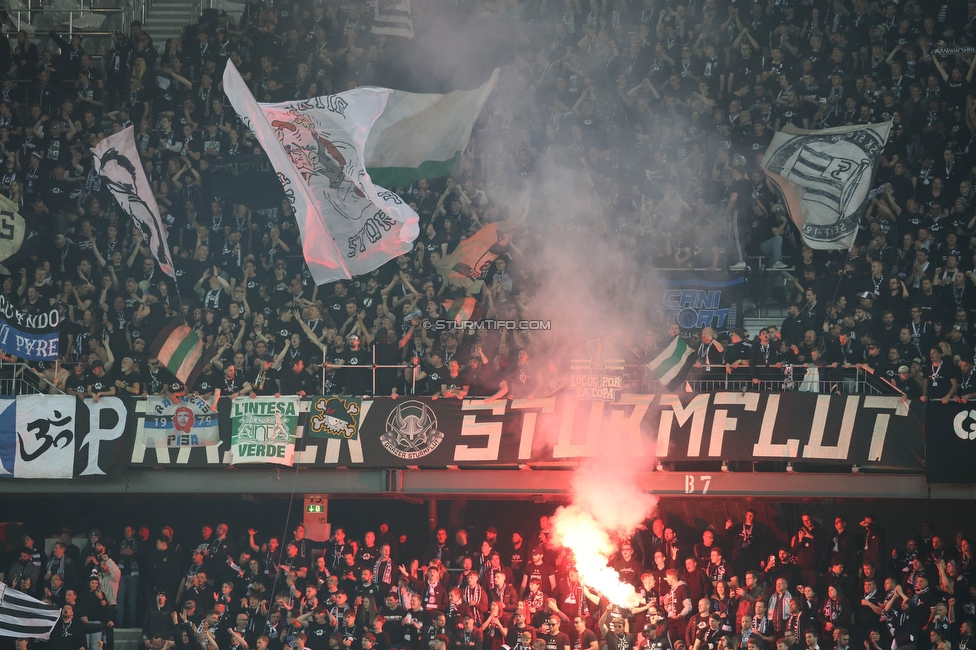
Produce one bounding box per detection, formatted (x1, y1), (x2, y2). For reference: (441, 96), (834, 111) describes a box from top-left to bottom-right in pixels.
(129, 393), (926, 471)
(230, 396), (300, 465)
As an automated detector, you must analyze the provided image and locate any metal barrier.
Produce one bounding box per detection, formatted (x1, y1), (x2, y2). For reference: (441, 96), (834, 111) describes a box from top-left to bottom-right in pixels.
(631, 364), (899, 396)
(316, 357), (898, 398)
(322, 347), (418, 396)
(9, 7), (128, 40)
(0, 357), (65, 395)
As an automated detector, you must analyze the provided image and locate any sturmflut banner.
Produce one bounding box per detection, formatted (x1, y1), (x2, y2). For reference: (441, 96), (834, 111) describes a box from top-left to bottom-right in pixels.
(131, 393), (926, 471)
(761, 122), (891, 250)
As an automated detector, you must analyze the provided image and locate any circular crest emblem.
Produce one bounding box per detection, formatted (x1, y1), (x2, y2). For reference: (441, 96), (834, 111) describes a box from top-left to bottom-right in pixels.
(381, 400), (444, 459)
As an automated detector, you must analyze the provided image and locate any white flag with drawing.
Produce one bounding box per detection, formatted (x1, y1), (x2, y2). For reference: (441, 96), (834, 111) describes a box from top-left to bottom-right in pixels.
(760, 122), (891, 251)
(222, 61), (420, 285)
(93, 127), (176, 277)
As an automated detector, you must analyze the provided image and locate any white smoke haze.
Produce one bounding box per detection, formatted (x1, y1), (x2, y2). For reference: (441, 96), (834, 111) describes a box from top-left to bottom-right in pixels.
(471, 66), (660, 609)
(551, 441), (658, 609)
(377, 6), (664, 609)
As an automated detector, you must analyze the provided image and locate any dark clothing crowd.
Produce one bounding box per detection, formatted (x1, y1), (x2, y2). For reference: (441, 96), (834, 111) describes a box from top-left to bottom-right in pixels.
(6, 0), (976, 405)
(10, 510), (976, 650)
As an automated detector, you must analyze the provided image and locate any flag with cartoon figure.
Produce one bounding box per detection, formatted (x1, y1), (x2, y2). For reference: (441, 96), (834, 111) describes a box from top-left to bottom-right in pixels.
(307, 396), (362, 440)
(222, 61), (419, 285)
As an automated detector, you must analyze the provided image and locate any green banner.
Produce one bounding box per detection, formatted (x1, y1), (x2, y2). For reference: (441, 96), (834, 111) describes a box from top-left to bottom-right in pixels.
(230, 396), (299, 466)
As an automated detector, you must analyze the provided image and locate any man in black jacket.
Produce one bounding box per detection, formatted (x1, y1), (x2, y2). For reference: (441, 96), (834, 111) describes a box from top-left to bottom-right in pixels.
(148, 537), (180, 602)
(142, 589), (174, 645)
(50, 605), (94, 650)
(822, 517), (857, 574)
(781, 305), (813, 347)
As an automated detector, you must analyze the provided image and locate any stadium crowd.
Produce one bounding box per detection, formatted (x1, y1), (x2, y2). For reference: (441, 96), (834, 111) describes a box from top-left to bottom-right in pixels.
(10, 511), (976, 650)
(5, 0), (976, 401)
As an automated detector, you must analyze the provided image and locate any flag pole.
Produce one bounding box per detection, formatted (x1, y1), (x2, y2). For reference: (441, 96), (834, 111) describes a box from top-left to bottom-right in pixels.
(580, 157), (610, 232)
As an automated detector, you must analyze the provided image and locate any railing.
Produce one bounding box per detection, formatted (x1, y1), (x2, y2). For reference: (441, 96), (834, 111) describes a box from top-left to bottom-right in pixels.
(313, 357), (897, 398)
(322, 347), (418, 396)
(9, 7), (127, 39)
(641, 364), (899, 395)
(0, 358), (65, 395)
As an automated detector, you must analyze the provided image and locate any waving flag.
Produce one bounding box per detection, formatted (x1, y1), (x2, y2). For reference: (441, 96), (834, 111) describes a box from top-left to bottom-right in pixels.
(442, 296), (484, 323)
(760, 122), (890, 251)
(0, 194), (29, 276)
(150, 320), (216, 385)
(365, 70), (498, 188)
(93, 127), (176, 277)
(647, 336), (695, 390)
(433, 189), (528, 292)
(434, 222), (516, 292)
(0, 582), (61, 638)
(372, 0), (414, 38)
(223, 61), (420, 285)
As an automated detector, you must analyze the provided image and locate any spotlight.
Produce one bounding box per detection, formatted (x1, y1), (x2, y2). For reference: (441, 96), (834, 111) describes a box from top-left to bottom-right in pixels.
(656, 461), (664, 472)
(851, 464), (860, 474)
(721, 461), (730, 473)
(785, 462), (794, 473)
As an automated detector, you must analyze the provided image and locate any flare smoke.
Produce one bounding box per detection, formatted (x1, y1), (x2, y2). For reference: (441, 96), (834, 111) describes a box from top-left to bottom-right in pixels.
(551, 446), (657, 608)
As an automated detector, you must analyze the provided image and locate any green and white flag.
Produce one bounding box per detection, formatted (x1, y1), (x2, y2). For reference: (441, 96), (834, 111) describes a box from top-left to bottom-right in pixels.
(647, 336), (695, 389)
(230, 396), (299, 466)
(365, 70), (499, 188)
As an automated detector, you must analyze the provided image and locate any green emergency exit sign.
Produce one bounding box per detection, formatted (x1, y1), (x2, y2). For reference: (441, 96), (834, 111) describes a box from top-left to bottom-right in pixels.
(306, 504), (324, 513)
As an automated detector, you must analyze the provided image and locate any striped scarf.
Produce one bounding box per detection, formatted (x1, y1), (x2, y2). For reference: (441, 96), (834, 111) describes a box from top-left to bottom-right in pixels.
(462, 583), (483, 615)
(566, 583), (588, 617)
(374, 558), (393, 585)
(823, 598), (839, 622)
(46, 556), (65, 578)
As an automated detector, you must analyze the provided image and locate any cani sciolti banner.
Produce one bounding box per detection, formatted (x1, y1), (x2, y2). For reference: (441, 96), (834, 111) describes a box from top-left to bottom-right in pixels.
(648, 272), (744, 334)
(129, 393), (924, 471)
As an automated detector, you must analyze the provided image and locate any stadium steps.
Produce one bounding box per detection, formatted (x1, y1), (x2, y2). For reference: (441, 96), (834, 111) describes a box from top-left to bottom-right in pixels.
(142, 0), (193, 43)
(113, 627), (142, 650)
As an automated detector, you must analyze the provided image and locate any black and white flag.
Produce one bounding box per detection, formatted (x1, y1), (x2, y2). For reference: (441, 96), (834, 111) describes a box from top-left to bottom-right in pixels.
(93, 127), (176, 278)
(372, 0), (414, 38)
(760, 122), (891, 250)
(0, 583), (60, 639)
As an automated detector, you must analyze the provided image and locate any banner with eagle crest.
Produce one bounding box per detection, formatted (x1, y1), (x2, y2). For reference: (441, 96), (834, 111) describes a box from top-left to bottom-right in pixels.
(93, 128), (176, 278)
(223, 61), (420, 285)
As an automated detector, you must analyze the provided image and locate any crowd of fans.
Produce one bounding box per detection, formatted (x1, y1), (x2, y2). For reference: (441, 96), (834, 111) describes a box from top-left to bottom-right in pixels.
(11, 511), (976, 650)
(4, 0), (976, 402)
